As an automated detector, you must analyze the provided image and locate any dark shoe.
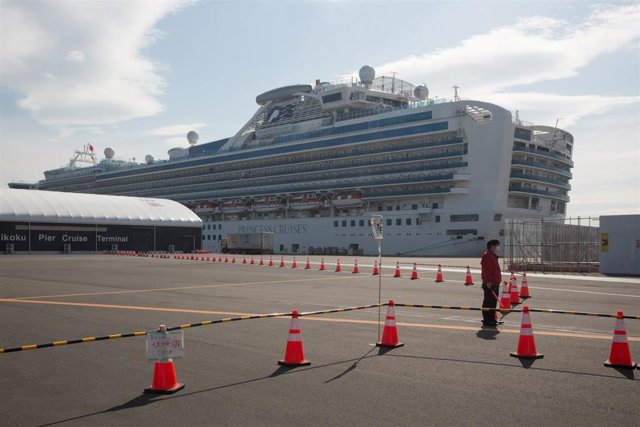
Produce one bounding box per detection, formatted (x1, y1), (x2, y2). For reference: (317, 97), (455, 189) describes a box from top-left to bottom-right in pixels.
(482, 321), (498, 327)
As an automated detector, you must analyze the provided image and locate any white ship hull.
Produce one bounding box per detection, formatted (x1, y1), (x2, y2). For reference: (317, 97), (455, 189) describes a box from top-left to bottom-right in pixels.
(201, 208), (508, 256)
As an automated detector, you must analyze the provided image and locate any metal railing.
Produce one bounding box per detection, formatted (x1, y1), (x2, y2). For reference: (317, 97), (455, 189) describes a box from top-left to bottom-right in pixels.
(503, 217), (600, 273)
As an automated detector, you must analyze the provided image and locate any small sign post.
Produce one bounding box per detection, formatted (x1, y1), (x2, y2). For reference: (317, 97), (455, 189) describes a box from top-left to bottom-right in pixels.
(370, 215), (384, 338)
(146, 326), (185, 361)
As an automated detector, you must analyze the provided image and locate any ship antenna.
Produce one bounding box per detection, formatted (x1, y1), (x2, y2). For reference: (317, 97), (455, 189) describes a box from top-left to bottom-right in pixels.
(515, 110), (521, 125)
(453, 85), (460, 101)
(391, 71), (397, 93)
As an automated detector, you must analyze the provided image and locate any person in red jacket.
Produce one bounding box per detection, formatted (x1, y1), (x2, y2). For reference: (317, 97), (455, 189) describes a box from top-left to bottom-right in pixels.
(481, 239), (502, 326)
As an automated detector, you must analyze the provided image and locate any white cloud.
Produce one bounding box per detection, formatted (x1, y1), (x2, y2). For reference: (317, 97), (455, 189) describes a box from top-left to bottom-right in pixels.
(65, 50), (86, 63)
(0, 0), (193, 127)
(476, 92), (640, 127)
(360, 4), (640, 98)
(163, 136), (193, 147)
(344, 3), (640, 129)
(148, 123), (206, 137)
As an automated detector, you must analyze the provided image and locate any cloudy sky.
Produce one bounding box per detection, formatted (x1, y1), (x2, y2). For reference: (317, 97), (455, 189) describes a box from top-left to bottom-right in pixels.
(0, 0), (638, 217)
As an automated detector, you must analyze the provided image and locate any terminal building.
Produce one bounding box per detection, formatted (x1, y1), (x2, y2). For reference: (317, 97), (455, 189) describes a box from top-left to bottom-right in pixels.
(0, 189), (202, 254)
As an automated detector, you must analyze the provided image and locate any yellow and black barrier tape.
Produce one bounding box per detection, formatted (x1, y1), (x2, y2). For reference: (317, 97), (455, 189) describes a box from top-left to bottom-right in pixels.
(0, 303), (385, 354)
(0, 331), (148, 354)
(394, 303), (640, 319)
(3, 302), (637, 354)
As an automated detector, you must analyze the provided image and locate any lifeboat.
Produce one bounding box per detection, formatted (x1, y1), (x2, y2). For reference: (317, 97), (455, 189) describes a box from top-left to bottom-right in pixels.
(254, 196), (281, 212)
(194, 202), (219, 214)
(289, 193), (322, 210)
(222, 199), (247, 213)
(332, 191), (363, 207)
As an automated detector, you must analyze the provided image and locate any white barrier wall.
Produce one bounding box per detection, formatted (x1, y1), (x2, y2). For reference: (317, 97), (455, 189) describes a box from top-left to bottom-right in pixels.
(599, 215), (640, 276)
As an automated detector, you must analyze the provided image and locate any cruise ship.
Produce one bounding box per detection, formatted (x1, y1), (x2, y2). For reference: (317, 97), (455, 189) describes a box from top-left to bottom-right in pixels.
(9, 66), (574, 256)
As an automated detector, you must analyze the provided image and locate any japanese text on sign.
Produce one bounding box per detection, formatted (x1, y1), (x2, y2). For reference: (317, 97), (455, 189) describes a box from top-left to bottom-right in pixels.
(146, 330), (184, 360)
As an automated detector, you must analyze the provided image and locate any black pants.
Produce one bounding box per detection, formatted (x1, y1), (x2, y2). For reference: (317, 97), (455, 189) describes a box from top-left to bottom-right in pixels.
(481, 283), (498, 323)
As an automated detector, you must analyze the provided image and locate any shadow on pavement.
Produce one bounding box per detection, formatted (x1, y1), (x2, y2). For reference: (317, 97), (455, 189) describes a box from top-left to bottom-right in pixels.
(324, 347), (376, 383)
(39, 349), (381, 426)
(382, 353), (638, 381)
(517, 358), (536, 369)
(611, 366), (635, 380)
(476, 328), (500, 340)
(41, 348), (636, 425)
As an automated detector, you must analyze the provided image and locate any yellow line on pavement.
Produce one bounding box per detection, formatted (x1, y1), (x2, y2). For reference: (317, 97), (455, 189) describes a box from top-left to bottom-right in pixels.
(4, 276), (346, 301)
(1, 298), (637, 342)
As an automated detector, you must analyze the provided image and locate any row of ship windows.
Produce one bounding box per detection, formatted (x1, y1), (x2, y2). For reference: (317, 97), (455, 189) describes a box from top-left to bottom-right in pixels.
(333, 214), (483, 228)
(98, 121), (450, 181)
(335, 218), (418, 227)
(202, 214), (486, 231)
(273, 111), (433, 144)
(95, 135), (463, 193)
(201, 230), (484, 241)
(335, 230), (479, 237)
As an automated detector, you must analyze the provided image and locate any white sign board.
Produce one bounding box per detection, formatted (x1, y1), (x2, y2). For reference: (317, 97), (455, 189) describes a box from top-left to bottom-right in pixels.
(146, 330), (185, 360)
(370, 215), (384, 254)
(370, 215), (384, 240)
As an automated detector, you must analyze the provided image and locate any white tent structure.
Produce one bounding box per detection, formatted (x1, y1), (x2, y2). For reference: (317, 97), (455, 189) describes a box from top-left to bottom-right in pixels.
(0, 189), (202, 253)
(0, 189), (201, 227)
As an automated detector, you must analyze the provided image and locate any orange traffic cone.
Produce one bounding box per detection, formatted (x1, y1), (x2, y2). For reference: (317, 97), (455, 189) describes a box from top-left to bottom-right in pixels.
(435, 264), (444, 282)
(335, 258), (342, 272)
(259, 255), (264, 266)
(250, 256), (255, 265)
(372, 260), (379, 276)
(604, 311), (637, 369)
(352, 259), (359, 274)
(144, 359), (185, 394)
(278, 310), (311, 367)
(279, 256), (285, 268)
(510, 306), (543, 359)
(232, 256), (236, 264)
(242, 256), (247, 264)
(376, 300), (404, 348)
(499, 282), (512, 311)
(410, 263), (418, 280)
(319, 258), (325, 271)
(464, 266), (474, 286)
(305, 257), (311, 270)
(510, 277), (520, 305)
(393, 261), (401, 278)
(268, 256), (274, 267)
(520, 273), (530, 299)
(292, 257), (297, 269)
(224, 256), (228, 263)
(218, 255), (222, 262)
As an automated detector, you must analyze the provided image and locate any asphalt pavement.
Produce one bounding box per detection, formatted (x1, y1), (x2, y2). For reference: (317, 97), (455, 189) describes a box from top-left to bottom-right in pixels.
(1, 254), (638, 426)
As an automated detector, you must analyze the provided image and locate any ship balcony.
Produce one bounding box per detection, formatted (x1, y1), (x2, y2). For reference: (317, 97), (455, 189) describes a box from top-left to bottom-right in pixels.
(449, 187), (469, 194)
(510, 159), (572, 178)
(509, 172), (571, 190)
(453, 173), (471, 181)
(363, 187), (454, 199)
(512, 147), (574, 167)
(170, 173), (458, 202)
(508, 184), (570, 202)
